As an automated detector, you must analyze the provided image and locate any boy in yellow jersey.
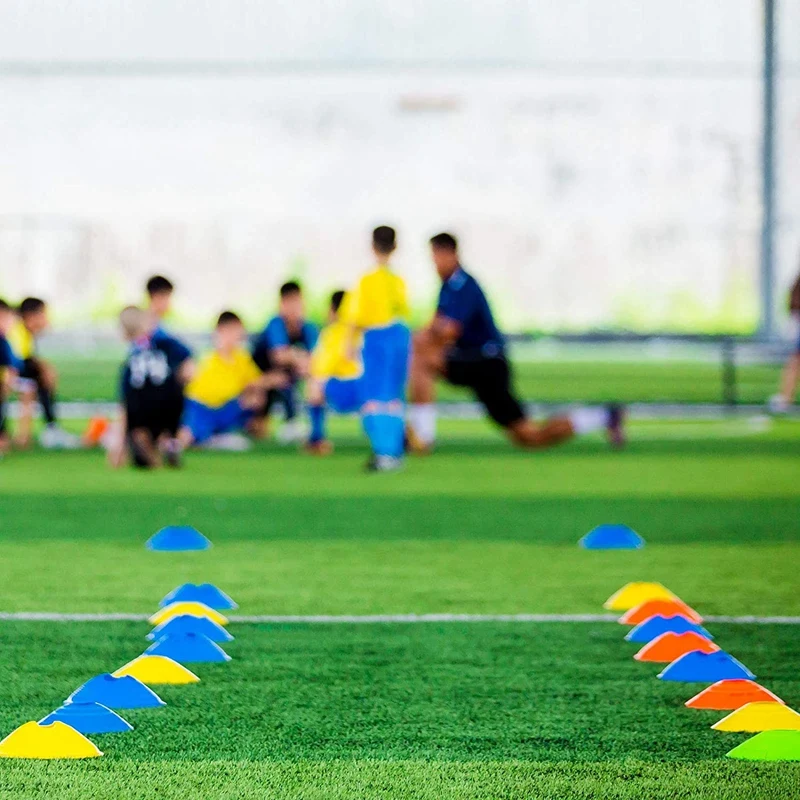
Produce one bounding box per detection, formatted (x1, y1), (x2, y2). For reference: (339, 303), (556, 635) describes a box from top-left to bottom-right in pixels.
(179, 311), (286, 451)
(340, 226), (411, 471)
(304, 290), (363, 453)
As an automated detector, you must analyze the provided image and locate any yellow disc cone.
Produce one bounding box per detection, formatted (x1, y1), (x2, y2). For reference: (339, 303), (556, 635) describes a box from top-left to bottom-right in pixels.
(603, 582), (679, 611)
(113, 654), (200, 685)
(149, 601), (228, 627)
(0, 721), (102, 759)
(712, 702), (800, 733)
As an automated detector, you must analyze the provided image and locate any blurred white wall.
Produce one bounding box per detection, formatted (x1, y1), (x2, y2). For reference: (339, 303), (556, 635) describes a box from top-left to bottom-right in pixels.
(0, 0), (797, 332)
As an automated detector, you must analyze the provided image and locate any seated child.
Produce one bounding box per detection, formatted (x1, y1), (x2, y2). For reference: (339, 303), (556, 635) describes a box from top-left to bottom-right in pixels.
(109, 306), (193, 469)
(180, 311), (286, 450)
(304, 290), (364, 454)
(0, 299), (21, 457)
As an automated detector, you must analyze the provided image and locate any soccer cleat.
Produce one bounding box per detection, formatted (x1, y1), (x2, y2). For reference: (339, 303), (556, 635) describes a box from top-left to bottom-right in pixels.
(40, 425), (82, 450)
(204, 433), (252, 451)
(405, 426), (433, 455)
(365, 455), (404, 473)
(304, 439), (334, 456)
(605, 404), (626, 449)
(160, 437), (183, 468)
(277, 418), (307, 445)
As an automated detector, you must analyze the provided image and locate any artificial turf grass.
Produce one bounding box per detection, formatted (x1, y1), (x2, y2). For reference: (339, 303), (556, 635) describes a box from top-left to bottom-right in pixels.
(0, 621), (798, 799)
(53, 354), (782, 405)
(0, 424), (799, 615)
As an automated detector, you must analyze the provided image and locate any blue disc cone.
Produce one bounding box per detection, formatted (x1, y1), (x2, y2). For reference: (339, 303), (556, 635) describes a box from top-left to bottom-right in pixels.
(579, 524), (644, 550)
(625, 614), (713, 643)
(147, 614), (234, 643)
(66, 673), (166, 708)
(146, 526), (211, 552)
(40, 702), (133, 734)
(657, 650), (755, 682)
(145, 632), (231, 663)
(159, 582), (237, 610)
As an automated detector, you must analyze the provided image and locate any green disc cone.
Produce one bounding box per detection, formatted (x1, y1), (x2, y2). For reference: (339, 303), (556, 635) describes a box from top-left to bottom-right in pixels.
(726, 730), (800, 761)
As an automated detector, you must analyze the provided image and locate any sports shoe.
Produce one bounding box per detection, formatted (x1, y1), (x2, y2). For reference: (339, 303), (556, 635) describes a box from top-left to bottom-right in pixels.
(160, 437), (183, 468)
(365, 455), (404, 473)
(276, 418), (308, 445)
(204, 433), (253, 452)
(606, 404), (626, 449)
(405, 425), (433, 455)
(39, 425), (83, 450)
(304, 439), (334, 456)
(768, 394), (791, 414)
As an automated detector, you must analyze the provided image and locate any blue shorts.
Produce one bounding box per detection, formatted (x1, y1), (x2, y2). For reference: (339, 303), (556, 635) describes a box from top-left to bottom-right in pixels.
(325, 377), (362, 414)
(183, 398), (251, 443)
(361, 323), (410, 404)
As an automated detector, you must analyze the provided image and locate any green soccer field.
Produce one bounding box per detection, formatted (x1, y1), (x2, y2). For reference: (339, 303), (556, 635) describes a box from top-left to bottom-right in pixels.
(52, 352), (782, 405)
(1, 419), (799, 799)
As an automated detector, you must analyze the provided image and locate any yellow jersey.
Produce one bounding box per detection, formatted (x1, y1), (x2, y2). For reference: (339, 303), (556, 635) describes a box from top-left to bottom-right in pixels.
(8, 320), (34, 360)
(341, 265), (410, 330)
(310, 321), (362, 381)
(185, 348), (261, 409)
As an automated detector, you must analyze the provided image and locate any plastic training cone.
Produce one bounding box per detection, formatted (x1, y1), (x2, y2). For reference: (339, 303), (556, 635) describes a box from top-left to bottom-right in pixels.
(159, 583), (237, 611)
(619, 599), (703, 626)
(625, 614), (713, 644)
(113, 655), (199, 685)
(686, 679), (784, 711)
(40, 702), (133, 735)
(658, 650), (755, 683)
(579, 524), (644, 550)
(712, 702), (800, 733)
(66, 673), (165, 709)
(0, 721), (102, 759)
(146, 632), (231, 664)
(633, 631), (719, 663)
(726, 730), (800, 761)
(147, 614), (233, 643)
(604, 582), (679, 611)
(146, 526), (211, 551)
(149, 601), (228, 627)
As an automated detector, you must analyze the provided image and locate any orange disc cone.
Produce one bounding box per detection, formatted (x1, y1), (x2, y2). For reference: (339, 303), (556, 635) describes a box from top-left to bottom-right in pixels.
(83, 417), (110, 446)
(686, 679), (785, 710)
(619, 599), (703, 626)
(634, 631), (719, 663)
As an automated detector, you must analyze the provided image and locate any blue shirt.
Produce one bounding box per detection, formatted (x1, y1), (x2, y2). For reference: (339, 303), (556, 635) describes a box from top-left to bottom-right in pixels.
(257, 316), (318, 352)
(0, 336), (22, 372)
(436, 267), (504, 354)
(152, 325), (193, 361)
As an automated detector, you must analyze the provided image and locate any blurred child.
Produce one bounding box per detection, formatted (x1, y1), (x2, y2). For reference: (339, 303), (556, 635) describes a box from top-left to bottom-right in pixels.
(251, 281), (318, 443)
(304, 290), (363, 454)
(340, 226), (411, 472)
(770, 269), (800, 413)
(109, 306), (193, 469)
(0, 299), (21, 457)
(180, 311), (286, 450)
(146, 275), (175, 328)
(9, 297), (80, 449)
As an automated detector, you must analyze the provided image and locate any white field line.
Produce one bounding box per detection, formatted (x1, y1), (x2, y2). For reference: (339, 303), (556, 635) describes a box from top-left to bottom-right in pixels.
(0, 611), (799, 624)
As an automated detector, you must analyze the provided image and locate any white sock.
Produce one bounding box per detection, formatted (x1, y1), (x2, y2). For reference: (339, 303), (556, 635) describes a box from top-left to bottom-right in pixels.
(568, 407), (608, 435)
(408, 403), (437, 445)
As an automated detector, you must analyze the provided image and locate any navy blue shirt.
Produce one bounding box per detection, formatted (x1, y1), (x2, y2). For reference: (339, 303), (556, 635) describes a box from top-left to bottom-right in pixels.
(120, 332), (191, 404)
(0, 336), (21, 372)
(436, 267), (504, 354)
(256, 316), (318, 352)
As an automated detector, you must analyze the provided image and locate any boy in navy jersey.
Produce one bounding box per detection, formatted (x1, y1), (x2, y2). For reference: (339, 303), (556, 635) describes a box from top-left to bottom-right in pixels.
(112, 306), (193, 468)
